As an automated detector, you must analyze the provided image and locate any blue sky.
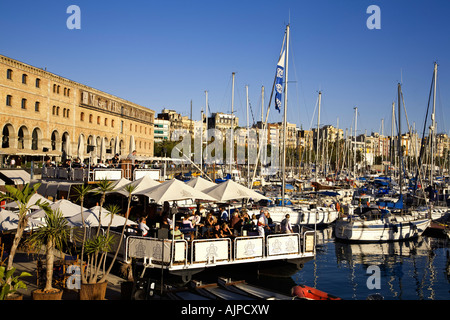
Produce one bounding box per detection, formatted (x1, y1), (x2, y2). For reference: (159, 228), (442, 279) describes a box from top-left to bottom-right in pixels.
(0, 0), (448, 136)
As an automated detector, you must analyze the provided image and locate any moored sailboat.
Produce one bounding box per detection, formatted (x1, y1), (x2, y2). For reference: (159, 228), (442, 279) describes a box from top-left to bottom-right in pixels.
(335, 82), (432, 242)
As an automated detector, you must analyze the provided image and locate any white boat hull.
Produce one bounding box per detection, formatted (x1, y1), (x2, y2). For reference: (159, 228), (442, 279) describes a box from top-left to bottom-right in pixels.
(334, 216), (431, 242)
(252, 206), (339, 226)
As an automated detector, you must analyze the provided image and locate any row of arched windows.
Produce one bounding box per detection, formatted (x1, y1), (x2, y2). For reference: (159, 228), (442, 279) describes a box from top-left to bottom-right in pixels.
(80, 112), (115, 128)
(52, 106), (70, 118)
(52, 84), (71, 97)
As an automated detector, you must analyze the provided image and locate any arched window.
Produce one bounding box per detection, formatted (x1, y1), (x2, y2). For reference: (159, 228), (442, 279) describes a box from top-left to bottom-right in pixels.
(89, 114), (93, 123)
(111, 119), (115, 127)
(2, 125), (11, 148)
(67, 89), (70, 97)
(51, 130), (59, 151)
(97, 116), (100, 125)
(66, 109), (70, 118)
(56, 106), (60, 116)
(80, 112), (85, 121)
(53, 84), (57, 93)
(57, 85), (60, 94)
(31, 128), (40, 150)
(18, 127), (25, 149)
(62, 132), (70, 155)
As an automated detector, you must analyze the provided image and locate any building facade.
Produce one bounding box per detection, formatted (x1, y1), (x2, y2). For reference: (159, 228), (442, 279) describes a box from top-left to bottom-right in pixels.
(0, 55), (154, 165)
(154, 119), (170, 142)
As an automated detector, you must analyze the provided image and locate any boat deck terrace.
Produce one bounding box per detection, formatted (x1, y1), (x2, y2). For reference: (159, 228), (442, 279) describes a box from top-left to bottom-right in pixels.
(81, 227), (316, 278)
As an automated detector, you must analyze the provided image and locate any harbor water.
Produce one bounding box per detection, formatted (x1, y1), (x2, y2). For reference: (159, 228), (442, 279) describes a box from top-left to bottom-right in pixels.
(255, 227), (450, 300)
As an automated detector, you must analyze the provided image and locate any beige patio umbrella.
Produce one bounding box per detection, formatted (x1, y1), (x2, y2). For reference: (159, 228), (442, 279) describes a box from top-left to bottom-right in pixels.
(136, 178), (216, 204)
(115, 175), (160, 197)
(4, 192), (53, 210)
(203, 179), (268, 202)
(185, 176), (217, 192)
(28, 199), (88, 219)
(0, 210), (44, 232)
(67, 205), (137, 228)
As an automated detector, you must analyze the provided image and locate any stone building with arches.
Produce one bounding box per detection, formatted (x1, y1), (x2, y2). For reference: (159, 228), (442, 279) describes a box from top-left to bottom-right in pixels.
(0, 54), (154, 166)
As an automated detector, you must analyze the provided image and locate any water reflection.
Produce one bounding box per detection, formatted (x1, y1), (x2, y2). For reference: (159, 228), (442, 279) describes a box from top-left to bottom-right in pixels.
(291, 227), (450, 300)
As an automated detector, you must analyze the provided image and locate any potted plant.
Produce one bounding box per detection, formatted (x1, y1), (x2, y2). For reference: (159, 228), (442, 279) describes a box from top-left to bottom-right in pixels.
(26, 208), (70, 300)
(73, 180), (136, 300)
(0, 266), (31, 300)
(0, 183), (50, 292)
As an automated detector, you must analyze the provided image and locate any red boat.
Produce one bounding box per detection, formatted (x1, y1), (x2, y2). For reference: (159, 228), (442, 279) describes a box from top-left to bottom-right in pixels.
(292, 285), (342, 300)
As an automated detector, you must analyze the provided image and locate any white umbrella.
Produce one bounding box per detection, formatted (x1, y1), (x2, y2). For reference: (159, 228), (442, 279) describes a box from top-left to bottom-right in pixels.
(90, 135), (98, 165)
(185, 176), (216, 192)
(90, 177), (131, 194)
(100, 137), (107, 163)
(129, 135), (135, 155)
(29, 199), (88, 219)
(203, 179), (268, 202)
(136, 178), (216, 204)
(4, 193), (53, 210)
(115, 175), (160, 197)
(114, 136), (120, 156)
(0, 210), (44, 232)
(67, 206), (137, 228)
(77, 135), (85, 162)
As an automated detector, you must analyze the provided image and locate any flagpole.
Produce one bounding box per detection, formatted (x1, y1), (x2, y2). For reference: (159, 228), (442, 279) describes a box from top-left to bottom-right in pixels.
(281, 24), (290, 207)
(230, 72), (235, 178)
(250, 29), (286, 189)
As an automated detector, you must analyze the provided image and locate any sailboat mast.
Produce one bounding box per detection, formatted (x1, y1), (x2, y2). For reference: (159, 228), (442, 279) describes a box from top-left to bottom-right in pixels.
(430, 62), (437, 186)
(246, 84), (250, 187)
(230, 72), (235, 176)
(398, 83), (402, 199)
(281, 24), (290, 207)
(353, 107), (358, 180)
(315, 91), (322, 183)
(203, 90), (208, 174)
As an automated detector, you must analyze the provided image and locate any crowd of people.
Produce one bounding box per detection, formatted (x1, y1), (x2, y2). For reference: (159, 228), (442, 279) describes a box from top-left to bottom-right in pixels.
(136, 204), (296, 241)
(43, 151), (136, 170)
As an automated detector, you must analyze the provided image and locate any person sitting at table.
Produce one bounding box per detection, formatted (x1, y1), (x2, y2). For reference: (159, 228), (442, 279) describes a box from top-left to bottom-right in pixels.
(212, 223), (223, 239)
(202, 212), (217, 237)
(139, 217), (150, 237)
(220, 222), (233, 238)
(170, 225), (183, 240)
(230, 211), (242, 236)
(181, 216), (194, 229)
(181, 216), (195, 240)
(280, 214), (293, 234)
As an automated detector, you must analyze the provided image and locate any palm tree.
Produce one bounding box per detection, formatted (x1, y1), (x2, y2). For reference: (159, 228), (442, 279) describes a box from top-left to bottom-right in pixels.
(26, 209), (70, 293)
(86, 184), (136, 284)
(73, 181), (137, 286)
(0, 183), (50, 281)
(99, 184), (136, 283)
(71, 183), (93, 284)
(91, 179), (116, 237)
